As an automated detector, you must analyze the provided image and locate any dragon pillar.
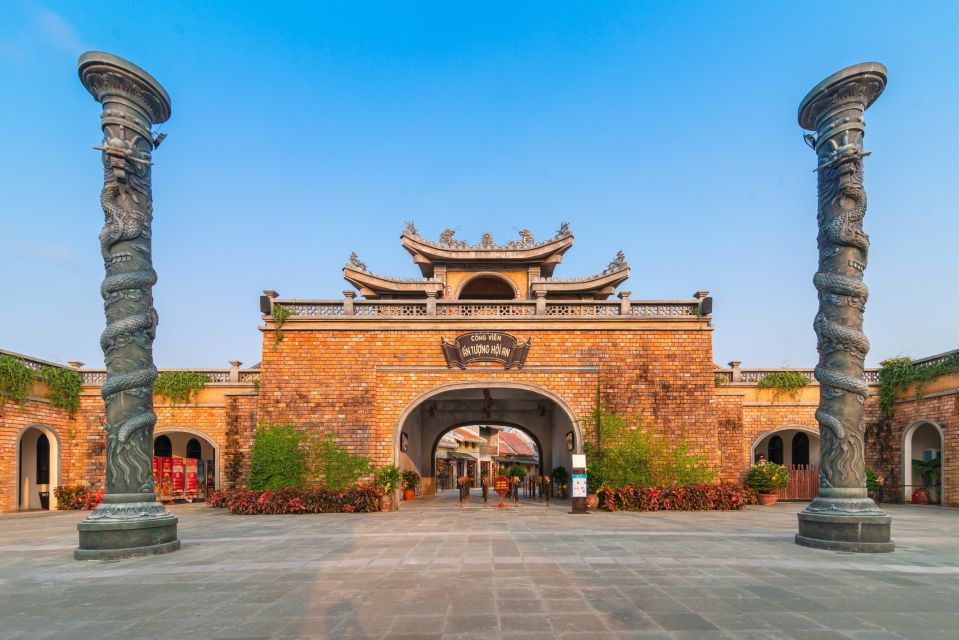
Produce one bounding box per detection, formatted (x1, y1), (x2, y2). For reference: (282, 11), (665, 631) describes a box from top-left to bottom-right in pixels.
(74, 52), (180, 559)
(796, 62), (893, 552)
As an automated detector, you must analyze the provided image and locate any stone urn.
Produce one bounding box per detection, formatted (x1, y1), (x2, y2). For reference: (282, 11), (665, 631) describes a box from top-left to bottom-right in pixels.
(757, 493), (779, 506)
(586, 492), (599, 511)
(379, 493), (394, 512)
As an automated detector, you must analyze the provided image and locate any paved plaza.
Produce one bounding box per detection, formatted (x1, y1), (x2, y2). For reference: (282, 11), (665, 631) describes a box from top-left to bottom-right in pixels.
(1, 495), (958, 639)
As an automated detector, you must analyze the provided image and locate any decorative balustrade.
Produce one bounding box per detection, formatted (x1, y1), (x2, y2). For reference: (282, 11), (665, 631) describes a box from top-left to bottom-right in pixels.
(715, 367), (881, 385)
(80, 368), (258, 386)
(270, 298), (702, 319)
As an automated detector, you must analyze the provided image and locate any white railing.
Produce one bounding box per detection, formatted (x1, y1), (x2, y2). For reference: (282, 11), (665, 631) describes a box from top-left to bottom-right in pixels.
(716, 366), (881, 385)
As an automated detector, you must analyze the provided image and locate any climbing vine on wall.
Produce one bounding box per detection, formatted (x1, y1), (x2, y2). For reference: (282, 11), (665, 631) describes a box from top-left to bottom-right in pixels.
(154, 371), (210, 404)
(756, 371), (809, 398)
(0, 354), (35, 410)
(877, 354), (959, 414)
(37, 366), (83, 415)
(272, 304), (291, 342)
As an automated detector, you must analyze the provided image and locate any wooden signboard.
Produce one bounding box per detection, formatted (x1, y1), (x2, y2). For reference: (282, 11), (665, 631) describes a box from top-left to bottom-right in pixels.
(442, 332), (530, 369)
(494, 475), (510, 508)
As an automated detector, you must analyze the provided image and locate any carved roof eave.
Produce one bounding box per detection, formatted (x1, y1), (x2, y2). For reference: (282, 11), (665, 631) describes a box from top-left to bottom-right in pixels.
(401, 232), (574, 266)
(531, 266), (630, 295)
(343, 266), (444, 297)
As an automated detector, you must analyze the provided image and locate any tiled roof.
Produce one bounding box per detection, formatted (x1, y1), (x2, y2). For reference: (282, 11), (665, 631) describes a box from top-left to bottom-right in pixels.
(498, 430), (537, 457)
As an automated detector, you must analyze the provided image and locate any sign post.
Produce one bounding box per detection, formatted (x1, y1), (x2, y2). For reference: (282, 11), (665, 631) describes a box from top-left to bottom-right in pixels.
(494, 475), (509, 508)
(569, 454), (588, 514)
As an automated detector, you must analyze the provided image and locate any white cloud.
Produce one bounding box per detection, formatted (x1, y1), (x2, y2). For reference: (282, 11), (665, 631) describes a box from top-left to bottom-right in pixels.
(36, 9), (85, 55)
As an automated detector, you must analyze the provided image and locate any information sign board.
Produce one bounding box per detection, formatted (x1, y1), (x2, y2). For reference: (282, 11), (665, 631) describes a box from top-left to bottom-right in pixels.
(572, 473), (587, 498)
(493, 475), (510, 494)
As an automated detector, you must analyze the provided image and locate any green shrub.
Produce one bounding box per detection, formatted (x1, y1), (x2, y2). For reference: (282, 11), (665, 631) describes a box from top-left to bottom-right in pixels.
(303, 432), (373, 489)
(273, 304), (291, 342)
(375, 465), (401, 493)
(550, 466), (568, 485)
(505, 464), (527, 480)
(154, 371), (209, 404)
(745, 461), (789, 493)
(0, 354), (35, 409)
(402, 469), (421, 490)
(248, 423), (306, 490)
(37, 366), (83, 415)
(865, 467), (882, 492)
(584, 410), (715, 489)
(756, 371), (809, 398)
(878, 354), (959, 414)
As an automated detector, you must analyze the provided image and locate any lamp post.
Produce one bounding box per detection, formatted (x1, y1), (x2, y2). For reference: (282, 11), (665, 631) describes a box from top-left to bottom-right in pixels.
(796, 62), (893, 552)
(74, 52), (180, 559)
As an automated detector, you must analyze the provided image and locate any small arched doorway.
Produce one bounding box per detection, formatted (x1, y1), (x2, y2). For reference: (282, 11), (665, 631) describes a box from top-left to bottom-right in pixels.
(902, 420), (943, 503)
(17, 425), (60, 510)
(153, 429), (219, 498)
(752, 427), (820, 466)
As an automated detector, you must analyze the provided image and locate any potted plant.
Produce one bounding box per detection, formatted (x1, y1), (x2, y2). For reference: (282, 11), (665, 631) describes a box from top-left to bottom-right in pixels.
(746, 461), (789, 506)
(912, 456), (941, 504)
(401, 470), (420, 501)
(376, 465), (400, 511)
(586, 460), (604, 511)
(551, 465), (568, 499)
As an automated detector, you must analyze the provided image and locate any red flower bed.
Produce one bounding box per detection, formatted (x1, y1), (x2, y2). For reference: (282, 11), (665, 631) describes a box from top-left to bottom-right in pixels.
(53, 485), (104, 510)
(599, 483), (756, 512)
(208, 486), (382, 514)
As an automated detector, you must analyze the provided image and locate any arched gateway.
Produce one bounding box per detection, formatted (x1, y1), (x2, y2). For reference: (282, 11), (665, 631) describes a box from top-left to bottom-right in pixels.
(394, 382), (582, 494)
(256, 223), (722, 487)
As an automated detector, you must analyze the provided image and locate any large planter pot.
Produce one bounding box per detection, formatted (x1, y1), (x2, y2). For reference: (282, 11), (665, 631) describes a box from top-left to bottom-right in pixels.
(379, 493), (394, 512)
(757, 493), (779, 506)
(586, 493), (599, 511)
(403, 488), (415, 502)
(911, 488), (930, 504)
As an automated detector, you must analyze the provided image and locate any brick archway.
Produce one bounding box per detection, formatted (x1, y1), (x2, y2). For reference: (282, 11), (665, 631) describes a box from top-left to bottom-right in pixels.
(392, 381), (582, 494)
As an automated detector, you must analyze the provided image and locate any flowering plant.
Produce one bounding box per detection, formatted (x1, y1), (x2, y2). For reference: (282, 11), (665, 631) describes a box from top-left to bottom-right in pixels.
(208, 485), (382, 514)
(53, 485), (104, 510)
(599, 483), (755, 512)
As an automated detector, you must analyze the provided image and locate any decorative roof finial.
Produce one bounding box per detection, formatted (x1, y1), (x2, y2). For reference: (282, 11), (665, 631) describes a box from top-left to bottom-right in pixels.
(404, 220), (419, 236)
(606, 250), (626, 272)
(348, 252), (368, 270)
(557, 221), (570, 236)
(439, 228), (457, 246)
(480, 232), (494, 249)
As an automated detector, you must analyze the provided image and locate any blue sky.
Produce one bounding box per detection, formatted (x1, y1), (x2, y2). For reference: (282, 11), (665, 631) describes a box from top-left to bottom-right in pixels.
(1, 2), (957, 369)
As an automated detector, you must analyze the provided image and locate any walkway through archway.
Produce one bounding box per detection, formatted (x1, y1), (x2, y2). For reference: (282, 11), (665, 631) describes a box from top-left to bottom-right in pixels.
(153, 428), (219, 500)
(394, 383), (580, 496)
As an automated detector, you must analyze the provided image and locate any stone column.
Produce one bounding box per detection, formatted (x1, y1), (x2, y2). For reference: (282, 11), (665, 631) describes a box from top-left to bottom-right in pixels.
(74, 52), (179, 560)
(796, 62), (893, 552)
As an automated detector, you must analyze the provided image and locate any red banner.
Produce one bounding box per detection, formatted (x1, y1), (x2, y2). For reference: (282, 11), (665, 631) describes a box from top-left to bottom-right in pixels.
(185, 459), (198, 497)
(160, 457), (174, 497)
(172, 457), (184, 496)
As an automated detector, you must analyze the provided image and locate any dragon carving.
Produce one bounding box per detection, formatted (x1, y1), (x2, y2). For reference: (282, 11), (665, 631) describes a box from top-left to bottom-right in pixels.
(97, 130), (160, 494)
(811, 127), (871, 490)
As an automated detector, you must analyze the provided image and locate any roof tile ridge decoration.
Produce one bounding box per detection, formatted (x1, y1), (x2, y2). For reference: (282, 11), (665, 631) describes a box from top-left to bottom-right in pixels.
(403, 221), (572, 251)
(532, 250), (628, 283)
(344, 252), (437, 283)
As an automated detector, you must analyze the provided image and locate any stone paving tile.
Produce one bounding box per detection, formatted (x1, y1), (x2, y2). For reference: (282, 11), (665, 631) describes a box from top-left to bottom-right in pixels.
(1, 499), (959, 638)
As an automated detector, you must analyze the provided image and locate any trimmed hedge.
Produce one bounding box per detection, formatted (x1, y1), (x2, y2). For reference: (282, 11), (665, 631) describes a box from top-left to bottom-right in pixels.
(208, 486), (382, 514)
(599, 483), (756, 512)
(53, 485), (104, 510)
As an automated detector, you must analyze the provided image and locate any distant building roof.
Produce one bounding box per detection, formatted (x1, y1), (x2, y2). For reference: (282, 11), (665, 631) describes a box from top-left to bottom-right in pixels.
(498, 429), (537, 457)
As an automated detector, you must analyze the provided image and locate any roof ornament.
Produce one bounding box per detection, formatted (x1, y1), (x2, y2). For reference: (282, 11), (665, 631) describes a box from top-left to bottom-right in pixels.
(404, 220), (419, 236)
(505, 229), (535, 248)
(606, 250), (627, 272)
(556, 221), (570, 236)
(480, 231), (494, 249)
(348, 252), (367, 271)
(439, 228), (460, 247)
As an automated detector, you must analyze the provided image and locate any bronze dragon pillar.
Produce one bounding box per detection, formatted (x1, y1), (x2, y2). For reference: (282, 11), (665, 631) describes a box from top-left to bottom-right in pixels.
(796, 62), (893, 552)
(75, 52), (180, 559)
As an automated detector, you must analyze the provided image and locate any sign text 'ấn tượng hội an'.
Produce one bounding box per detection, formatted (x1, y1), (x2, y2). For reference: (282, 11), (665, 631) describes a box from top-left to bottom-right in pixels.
(441, 331), (531, 369)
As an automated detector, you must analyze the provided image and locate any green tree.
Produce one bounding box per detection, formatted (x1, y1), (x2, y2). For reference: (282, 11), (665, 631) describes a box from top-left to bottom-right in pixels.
(584, 409), (715, 488)
(248, 423), (305, 490)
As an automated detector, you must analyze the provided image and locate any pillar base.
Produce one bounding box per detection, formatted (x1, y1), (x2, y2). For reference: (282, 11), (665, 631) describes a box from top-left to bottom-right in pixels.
(796, 496), (893, 553)
(75, 493), (180, 561)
